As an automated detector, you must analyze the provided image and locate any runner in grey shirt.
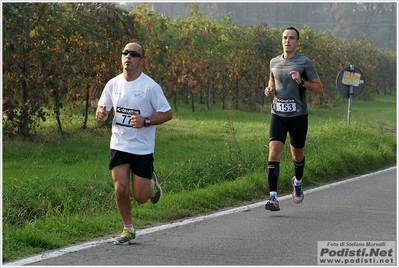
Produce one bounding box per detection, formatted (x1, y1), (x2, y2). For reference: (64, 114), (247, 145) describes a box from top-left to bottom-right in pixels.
(264, 27), (323, 211)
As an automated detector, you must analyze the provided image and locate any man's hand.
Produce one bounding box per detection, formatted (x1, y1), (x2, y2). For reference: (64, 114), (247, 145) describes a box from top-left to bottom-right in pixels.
(96, 106), (109, 122)
(131, 111), (144, 128)
(289, 70), (301, 84)
(265, 86), (275, 97)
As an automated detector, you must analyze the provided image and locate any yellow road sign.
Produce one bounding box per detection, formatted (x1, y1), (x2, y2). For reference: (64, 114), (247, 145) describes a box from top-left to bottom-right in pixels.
(342, 71), (361, 86)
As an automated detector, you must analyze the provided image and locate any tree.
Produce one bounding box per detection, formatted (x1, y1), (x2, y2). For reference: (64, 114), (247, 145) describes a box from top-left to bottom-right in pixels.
(3, 3), (58, 137)
(3, 3), (396, 138)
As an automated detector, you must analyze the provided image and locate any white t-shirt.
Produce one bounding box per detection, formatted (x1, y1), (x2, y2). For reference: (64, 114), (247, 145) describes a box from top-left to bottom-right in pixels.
(98, 72), (171, 155)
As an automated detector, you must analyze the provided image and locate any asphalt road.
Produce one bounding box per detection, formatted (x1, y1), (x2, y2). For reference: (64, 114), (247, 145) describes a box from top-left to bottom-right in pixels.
(6, 167), (396, 266)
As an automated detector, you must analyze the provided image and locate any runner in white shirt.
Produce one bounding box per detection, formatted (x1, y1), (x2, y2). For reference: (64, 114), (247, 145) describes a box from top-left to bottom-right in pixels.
(96, 42), (172, 245)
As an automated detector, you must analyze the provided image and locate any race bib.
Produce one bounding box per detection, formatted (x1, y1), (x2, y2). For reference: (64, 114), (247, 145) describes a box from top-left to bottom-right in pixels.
(274, 99), (297, 112)
(115, 106), (140, 127)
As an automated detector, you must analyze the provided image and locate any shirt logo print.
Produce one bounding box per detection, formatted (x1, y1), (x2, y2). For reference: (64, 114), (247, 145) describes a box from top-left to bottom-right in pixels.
(132, 91), (145, 99)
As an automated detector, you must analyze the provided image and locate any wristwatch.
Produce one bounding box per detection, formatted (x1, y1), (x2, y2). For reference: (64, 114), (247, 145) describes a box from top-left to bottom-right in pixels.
(144, 117), (151, 127)
(299, 78), (305, 86)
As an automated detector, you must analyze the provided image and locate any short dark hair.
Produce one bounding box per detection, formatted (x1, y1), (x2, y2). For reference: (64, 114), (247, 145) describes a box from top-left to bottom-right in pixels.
(286, 27), (300, 40)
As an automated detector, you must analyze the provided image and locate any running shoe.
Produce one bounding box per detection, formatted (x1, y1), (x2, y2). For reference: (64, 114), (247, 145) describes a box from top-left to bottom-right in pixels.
(265, 195), (280, 211)
(292, 176), (304, 204)
(114, 228), (136, 245)
(150, 171), (162, 204)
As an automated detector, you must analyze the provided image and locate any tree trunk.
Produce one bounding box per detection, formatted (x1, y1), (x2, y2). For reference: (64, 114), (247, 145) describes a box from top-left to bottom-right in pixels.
(261, 79), (266, 107)
(185, 81), (189, 104)
(235, 75), (239, 110)
(82, 83), (90, 129)
(19, 79), (30, 137)
(222, 76), (226, 110)
(54, 87), (63, 134)
(206, 80), (211, 110)
(173, 84), (178, 112)
(199, 80), (203, 104)
(191, 90), (195, 112)
(19, 24), (31, 138)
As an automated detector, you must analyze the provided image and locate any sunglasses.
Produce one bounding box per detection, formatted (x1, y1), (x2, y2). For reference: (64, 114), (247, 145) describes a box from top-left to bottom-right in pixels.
(121, 50), (143, 58)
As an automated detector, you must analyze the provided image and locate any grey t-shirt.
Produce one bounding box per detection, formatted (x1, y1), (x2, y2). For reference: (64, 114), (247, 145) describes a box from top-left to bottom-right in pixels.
(270, 53), (319, 117)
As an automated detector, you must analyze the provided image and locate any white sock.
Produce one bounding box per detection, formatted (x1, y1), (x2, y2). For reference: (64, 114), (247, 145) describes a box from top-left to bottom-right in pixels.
(124, 224), (135, 232)
(294, 178), (302, 186)
(270, 191), (278, 199)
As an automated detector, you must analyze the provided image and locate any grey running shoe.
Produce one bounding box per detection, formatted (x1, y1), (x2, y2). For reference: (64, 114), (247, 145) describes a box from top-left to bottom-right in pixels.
(265, 195), (280, 211)
(150, 171), (162, 204)
(292, 176), (304, 204)
(114, 228), (135, 245)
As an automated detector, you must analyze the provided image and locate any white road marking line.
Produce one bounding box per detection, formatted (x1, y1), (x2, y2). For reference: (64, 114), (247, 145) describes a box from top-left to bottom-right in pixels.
(4, 167), (396, 266)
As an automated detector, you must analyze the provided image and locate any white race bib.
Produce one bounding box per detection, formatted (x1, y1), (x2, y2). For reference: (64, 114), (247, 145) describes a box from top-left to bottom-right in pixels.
(115, 106), (140, 127)
(274, 99), (297, 112)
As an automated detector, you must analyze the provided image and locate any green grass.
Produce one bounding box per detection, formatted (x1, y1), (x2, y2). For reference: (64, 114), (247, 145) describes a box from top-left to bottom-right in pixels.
(2, 95), (396, 262)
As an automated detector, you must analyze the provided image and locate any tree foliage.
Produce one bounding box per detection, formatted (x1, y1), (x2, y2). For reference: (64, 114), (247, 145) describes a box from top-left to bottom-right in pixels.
(133, 2), (396, 51)
(2, 3), (396, 138)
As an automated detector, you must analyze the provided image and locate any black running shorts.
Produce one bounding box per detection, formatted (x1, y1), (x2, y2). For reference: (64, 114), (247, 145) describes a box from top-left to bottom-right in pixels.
(109, 149), (154, 179)
(269, 114), (308, 149)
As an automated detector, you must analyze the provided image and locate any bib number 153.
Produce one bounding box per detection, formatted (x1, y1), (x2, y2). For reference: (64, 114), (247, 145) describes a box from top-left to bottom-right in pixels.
(275, 102), (297, 112)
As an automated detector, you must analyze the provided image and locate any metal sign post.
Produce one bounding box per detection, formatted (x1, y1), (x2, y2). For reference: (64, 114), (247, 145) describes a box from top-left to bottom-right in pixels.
(347, 65), (355, 124)
(336, 65), (365, 124)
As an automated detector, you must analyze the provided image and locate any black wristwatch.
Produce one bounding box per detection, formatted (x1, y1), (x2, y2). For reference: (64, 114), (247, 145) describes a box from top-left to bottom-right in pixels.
(299, 78), (305, 86)
(144, 117), (151, 127)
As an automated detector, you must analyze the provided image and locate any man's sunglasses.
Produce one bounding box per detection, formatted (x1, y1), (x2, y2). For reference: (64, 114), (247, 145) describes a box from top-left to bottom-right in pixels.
(121, 50), (143, 58)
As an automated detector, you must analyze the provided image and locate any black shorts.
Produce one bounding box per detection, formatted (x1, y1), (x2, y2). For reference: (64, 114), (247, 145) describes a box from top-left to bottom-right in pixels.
(109, 149), (154, 179)
(269, 114), (308, 149)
